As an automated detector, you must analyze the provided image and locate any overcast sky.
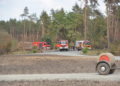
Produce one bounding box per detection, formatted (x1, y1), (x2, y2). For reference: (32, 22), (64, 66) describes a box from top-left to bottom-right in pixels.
(0, 0), (106, 21)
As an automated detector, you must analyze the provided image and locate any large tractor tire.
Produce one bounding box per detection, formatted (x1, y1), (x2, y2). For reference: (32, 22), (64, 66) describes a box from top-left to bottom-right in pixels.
(109, 64), (116, 74)
(96, 62), (110, 75)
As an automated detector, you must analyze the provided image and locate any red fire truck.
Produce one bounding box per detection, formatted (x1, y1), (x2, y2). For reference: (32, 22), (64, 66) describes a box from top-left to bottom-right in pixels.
(55, 40), (69, 51)
(32, 42), (50, 50)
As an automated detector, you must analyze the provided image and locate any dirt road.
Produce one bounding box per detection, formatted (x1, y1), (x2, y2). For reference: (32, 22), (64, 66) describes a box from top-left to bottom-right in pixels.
(13, 51), (84, 57)
(0, 51), (120, 83)
(0, 73), (120, 81)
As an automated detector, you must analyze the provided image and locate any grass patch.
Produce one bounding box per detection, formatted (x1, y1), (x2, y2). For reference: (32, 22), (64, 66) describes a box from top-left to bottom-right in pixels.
(9, 50), (32, 55)
(82, 49), (109, 56)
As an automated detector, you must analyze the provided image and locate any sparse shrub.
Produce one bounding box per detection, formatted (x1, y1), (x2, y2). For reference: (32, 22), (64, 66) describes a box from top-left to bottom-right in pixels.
(32, 46), (38, 53)
(32, 50), (37, 53)
(5, 42), (12, 53)
(82, 47), (89, 54)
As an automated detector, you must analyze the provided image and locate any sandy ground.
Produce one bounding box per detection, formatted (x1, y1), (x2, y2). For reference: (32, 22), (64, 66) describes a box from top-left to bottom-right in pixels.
(0, 54), (120, 74)
(0, 55), (99, 74)
(0, 53), (120, 86)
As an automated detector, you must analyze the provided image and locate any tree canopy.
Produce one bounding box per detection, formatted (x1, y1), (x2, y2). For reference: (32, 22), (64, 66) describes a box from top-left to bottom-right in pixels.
(0, 1), (120, 51)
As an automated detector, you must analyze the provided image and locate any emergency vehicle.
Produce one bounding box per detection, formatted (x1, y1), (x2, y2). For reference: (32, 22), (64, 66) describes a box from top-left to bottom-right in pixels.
(55, 40), (69, 51)
(32, 42), (50, 50)
(75, 40), (92, 51)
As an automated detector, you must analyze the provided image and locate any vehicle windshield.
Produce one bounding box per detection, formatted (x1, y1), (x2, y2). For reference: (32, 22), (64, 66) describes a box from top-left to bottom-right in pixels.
(75, 42), (80, 46)
(85, 42), (91, 45)
(44, 42), (50, 45)
(60, 41), (67, 44)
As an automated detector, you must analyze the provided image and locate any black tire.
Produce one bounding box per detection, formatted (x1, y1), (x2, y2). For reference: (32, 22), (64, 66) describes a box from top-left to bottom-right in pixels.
(96, 63), (110, 75)
(109, 69), (115, 74)
(60, 49), (62, 51)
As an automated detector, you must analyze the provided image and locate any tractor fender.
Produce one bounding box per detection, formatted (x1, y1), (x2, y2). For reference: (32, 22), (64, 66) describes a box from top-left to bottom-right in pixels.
(97, 53), (115, 66)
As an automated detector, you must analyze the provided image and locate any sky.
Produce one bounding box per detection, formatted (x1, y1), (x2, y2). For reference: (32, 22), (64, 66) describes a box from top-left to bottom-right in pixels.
(0, 0), (106, 21)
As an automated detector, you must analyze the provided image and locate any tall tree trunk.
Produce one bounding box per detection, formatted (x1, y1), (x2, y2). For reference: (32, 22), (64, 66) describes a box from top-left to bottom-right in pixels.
(84, 0), (88, 40)
(9, 27), (12, 38)
(32, 28), (35, 42)
(114, 10), (117, 41)
(41, 21), (45, 39)
(29, 21), (32, 41)
(114, 4), (119, 41)
(106, 1), (110, 49)
(107, 0), (119, 46)
(22, 20), (26, 51)
(36, 32), (39, 41)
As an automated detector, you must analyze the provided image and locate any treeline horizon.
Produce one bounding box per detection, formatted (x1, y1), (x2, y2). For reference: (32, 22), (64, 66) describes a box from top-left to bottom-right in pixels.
(0, 0), (120, 54)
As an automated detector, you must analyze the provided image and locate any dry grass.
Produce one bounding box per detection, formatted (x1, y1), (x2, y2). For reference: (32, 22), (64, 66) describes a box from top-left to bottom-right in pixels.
(85, 49), (109, 55)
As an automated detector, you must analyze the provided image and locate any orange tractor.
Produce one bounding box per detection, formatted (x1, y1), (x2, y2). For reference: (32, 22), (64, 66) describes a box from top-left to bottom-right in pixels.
(96, 53), (117, 75)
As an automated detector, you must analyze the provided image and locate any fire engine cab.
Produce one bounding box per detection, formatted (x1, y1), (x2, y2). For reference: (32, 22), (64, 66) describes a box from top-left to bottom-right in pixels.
(55, 40), (69, 51)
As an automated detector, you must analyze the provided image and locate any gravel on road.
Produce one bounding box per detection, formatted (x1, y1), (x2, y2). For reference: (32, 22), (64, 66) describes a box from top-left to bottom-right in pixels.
(0, 73), (120, 81)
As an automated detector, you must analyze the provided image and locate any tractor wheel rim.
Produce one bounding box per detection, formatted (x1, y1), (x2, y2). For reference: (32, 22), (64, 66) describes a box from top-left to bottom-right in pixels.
(101, 66), (106, 72)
